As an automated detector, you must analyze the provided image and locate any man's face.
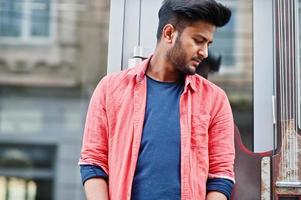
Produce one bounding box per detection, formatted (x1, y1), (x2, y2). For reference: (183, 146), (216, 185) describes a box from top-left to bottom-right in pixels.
(166, 20), (216, 75)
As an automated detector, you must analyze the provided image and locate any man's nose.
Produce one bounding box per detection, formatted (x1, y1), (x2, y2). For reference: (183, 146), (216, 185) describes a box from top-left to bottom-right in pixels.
(198, 46), (208, 59)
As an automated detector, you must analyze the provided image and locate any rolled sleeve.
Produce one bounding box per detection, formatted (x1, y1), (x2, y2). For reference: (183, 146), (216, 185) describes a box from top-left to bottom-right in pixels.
(80, 164), (108, 185)
(206, 178), (234, 200)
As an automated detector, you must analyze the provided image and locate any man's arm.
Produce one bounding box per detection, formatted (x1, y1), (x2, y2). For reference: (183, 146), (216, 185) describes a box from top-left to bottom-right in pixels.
(80, 165), (109, 200)
(79, 77), (110, 198)
(207, 90), (235, 198)
(206, 191), (227, 200)
(84, 178), (109, 200)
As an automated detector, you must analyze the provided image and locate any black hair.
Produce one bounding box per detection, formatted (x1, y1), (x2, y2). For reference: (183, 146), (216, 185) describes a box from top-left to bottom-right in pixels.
(156, 0), (231, 40)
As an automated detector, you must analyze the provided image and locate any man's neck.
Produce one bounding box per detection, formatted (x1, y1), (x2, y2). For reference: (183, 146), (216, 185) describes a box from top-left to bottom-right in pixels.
(147, 53), (182, 83)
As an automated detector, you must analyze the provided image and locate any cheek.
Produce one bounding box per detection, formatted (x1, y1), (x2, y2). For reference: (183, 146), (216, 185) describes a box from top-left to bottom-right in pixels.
(184, 42), (198, 53)
(185, 47), (198, 58)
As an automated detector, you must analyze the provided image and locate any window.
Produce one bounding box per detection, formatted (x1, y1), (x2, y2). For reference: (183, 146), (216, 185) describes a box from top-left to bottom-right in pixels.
(0, 0), (53, 43)
(0, 145), (55, 200)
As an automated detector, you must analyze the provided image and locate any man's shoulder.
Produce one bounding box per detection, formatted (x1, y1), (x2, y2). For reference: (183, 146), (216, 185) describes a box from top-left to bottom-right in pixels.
(105, 67), (137, 81)
(99, 66), (139, 88)
(193, 74), (225, 96)
(103, 57), (149, 84)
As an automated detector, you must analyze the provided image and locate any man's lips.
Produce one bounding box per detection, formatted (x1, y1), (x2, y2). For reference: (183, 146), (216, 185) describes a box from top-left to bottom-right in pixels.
(191, 58), (202, 67)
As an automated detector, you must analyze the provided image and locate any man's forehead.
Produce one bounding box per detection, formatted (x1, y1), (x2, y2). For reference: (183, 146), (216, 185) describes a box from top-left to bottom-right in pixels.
(186, 20), (216, 30)
(183, 22), (216, 37)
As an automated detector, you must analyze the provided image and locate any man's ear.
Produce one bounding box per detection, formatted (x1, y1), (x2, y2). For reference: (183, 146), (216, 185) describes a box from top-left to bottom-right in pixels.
(162, 24), (177, 44)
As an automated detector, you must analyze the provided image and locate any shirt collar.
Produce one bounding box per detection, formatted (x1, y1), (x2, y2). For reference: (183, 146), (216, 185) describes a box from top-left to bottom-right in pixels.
(130, 56), (197, 92)
(127, 56), (150, 82)
(185, 75), (197, 92)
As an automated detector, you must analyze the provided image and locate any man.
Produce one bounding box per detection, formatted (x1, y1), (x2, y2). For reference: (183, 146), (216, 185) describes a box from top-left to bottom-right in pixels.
(79, 0), (235, 199)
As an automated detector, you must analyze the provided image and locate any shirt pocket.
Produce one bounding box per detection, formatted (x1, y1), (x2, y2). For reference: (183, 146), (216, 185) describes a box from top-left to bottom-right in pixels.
(191, 114), (210, 149)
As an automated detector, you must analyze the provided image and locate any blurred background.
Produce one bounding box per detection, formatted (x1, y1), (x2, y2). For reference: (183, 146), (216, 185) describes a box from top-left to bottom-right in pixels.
(0, 0), (299, 199)
(0, 0), (110, 199)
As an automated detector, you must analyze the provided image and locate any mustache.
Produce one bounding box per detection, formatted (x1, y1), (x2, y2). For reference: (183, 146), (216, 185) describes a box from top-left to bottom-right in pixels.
(192, 57), (203, 63)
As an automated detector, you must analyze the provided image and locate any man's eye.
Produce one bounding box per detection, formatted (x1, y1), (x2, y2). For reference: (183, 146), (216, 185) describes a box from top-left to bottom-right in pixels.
(194, 39), (204, 44)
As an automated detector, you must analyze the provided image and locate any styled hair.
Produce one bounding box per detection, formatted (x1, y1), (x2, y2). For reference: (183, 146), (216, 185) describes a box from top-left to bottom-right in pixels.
(156, 0), (231, 40)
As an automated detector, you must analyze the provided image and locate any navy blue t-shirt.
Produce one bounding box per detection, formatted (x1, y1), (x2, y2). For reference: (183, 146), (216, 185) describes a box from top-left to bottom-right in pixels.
(80, 75), (233, 199)
(130, 76), (184, 199)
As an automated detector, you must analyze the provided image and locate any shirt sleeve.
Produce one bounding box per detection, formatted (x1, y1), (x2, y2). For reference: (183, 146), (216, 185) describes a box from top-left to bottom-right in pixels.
(80, 164), (108, 185)
(78, 77), (110, 175)
(206, 178), (234, 200)
(208, 89), (235, 182)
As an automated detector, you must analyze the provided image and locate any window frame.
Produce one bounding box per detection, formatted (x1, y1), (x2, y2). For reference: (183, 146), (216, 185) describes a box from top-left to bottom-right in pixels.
(296, 0), (301, 129)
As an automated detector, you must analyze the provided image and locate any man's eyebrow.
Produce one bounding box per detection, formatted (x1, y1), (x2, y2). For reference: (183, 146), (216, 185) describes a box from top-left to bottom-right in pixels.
(195, 34), (213, 43)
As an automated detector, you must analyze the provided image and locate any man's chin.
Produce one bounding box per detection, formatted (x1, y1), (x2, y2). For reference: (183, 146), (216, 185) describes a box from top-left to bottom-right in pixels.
(177, 65), (196, 75)
(185, 66), (197, 75)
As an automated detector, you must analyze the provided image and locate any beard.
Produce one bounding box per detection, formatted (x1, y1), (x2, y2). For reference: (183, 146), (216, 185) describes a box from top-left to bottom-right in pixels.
(166, 35), (197, 75)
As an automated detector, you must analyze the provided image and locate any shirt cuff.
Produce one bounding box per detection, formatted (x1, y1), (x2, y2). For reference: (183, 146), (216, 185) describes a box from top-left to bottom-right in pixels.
(80, 164), (108, 185)
(206, 178), (234, 200)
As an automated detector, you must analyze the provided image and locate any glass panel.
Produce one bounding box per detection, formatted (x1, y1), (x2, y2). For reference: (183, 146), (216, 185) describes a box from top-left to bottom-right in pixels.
(0, 0), (23, 37)
(0, 177), (6, 200)
(210, 0), (253, 149)
(8, 178), (26, 200)
(27, 181), (37, 200)
(30, 0), (51, 37)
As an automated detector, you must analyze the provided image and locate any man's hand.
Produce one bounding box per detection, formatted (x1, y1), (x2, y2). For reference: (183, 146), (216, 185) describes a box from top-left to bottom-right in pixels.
(206, 191), (227, 200)
(84, 178), (109, 200)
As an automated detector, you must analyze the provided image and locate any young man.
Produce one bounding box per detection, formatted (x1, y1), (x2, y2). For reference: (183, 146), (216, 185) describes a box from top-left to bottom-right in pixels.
(79, 0), (235, 199)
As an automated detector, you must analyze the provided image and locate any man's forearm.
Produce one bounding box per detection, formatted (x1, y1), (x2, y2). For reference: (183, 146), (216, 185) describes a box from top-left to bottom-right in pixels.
(84, 178), (109, 200)
(206, 191), (227, 200)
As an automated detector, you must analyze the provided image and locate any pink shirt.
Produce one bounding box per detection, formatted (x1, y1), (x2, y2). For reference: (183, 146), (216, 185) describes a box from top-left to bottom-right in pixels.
(79, 57), (235, 200)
